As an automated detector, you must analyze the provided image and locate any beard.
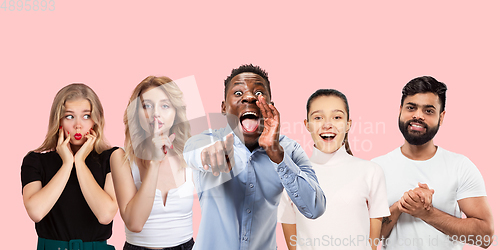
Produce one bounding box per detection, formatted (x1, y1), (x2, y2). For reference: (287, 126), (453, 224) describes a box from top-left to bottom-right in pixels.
(398, 117), (440, 146)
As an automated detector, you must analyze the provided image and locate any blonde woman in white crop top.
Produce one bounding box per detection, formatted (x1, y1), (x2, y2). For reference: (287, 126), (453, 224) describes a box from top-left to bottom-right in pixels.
(111, 76), (195, 250)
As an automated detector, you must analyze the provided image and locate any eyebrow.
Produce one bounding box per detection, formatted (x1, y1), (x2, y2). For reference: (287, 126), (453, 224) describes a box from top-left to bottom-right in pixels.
(232, 81), (266, 88)
(142, 99), (171, 103)
(65, 109), (92, 113)
(310, 109), (345, 116)
(406, 102), (436, 109)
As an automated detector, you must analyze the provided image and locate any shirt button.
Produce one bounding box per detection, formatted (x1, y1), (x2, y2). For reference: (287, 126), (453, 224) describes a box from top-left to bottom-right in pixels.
(249, 184), (254, 188)
(247, 209), (251, 213)
(249, 156), (252, 161)
(284, 174), (288, 178)
(279, 168), (283, 172)
(293, 193), (298, 197)
(244, 237), (248, 241)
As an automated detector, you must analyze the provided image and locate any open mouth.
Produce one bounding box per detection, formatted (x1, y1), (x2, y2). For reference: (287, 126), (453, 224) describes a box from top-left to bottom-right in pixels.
(319, 133), (336, 141)
(74, 133), (82, 140)
(408, 121), (426, 132)
(240, 111), (260, 133)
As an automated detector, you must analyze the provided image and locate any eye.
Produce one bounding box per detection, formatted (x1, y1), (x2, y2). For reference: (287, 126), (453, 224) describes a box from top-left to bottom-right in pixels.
(313, 116), (322, 120)
(142, 103), (152, 109)
(83, 114), (91, 119)
(334, 116), (342, 120)
(426, 109), (434, 114)
(407, 106), (414, 110)
(255, 91), (264, 96)
(162, 104), (170, 109)
(234, 91), (242, 96)
(65, 115), (74, 120)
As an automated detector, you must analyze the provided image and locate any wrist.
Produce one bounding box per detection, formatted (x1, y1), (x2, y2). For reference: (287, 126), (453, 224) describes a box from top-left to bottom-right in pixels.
(390, 202), (402, 215)
(418, 206), (435, 221)
(74, 159), (86, 168)
(267, 145), (284, 164)
(62, 162), (74, 169)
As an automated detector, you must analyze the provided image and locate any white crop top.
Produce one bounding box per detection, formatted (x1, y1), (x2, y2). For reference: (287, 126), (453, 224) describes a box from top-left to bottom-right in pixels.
(125, 161), (194, 248)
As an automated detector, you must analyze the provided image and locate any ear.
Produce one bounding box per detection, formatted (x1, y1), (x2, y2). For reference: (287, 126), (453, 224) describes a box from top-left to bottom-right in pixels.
(439, 110), (446, 126)
(304, 119), (311, 132)
(346, 119), (352, 133)
(221, 101), (226, 115)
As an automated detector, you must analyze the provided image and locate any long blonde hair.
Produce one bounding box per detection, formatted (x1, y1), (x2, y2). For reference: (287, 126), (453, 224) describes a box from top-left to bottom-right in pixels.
(34, 83), (110, 154)
(124, 76), (191, 168)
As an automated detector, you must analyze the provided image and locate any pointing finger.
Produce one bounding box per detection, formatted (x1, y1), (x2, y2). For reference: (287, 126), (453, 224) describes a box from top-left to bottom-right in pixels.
(154, 118), (160, 137)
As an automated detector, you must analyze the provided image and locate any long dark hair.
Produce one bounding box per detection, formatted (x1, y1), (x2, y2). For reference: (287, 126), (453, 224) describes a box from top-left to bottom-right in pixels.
(306, 89), (353, 155)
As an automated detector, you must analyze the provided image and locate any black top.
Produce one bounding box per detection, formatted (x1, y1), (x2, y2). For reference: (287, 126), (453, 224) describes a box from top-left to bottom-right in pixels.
(21, 147), (119, 242)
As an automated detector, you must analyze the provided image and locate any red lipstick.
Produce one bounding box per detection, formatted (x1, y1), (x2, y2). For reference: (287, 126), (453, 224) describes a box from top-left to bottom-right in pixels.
(74, 133), (82, 140)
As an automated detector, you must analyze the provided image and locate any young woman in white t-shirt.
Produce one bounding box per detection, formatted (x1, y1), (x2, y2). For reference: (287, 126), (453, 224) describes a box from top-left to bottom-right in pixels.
(279, 89), (390, 250)
(111, 76), (195, 250)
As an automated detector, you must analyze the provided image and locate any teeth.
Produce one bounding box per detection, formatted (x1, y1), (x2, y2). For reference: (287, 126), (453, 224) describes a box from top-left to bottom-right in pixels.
(411, 124), (423, 128)
(242, 112), (257, 116)
(321, 133), (335, 137)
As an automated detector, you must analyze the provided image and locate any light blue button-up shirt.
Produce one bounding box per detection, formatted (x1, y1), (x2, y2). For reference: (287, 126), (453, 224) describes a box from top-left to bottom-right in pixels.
(184, 125), (326, 250)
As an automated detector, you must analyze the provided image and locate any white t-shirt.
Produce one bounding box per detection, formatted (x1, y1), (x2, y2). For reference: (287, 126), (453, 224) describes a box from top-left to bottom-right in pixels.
(278, 145), (390, 250)
(372, 146), (487, 250)
(125, 161), (194, 248)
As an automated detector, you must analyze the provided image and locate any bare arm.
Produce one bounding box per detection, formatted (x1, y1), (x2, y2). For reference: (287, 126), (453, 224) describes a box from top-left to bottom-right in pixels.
(282, 223), (297, 250)
(111, 148), (160, 232)
(380, 201), (402, 239)
(413, 197), (494, 248)
(74, 149), (119, 225)
(22, 163), (73, 222)
(22, 128), (74, 222)
(370, 218), (383, 250)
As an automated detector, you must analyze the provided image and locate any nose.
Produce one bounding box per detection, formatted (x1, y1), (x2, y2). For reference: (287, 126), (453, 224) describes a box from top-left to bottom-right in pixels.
(241, 92), (257, 104)
(322, 120), (333, 129)
(153, 106), (160, 118)
(75, 117), (83, 130)
(412, 108), (425, 120)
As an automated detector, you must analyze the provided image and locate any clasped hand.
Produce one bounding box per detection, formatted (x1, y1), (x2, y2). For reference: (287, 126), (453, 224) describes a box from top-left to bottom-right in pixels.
(398, 182), (435, 219)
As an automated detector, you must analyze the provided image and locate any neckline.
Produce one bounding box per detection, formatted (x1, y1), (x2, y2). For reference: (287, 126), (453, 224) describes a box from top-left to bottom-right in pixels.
(398, 146), (441, 162)
(310, 145), (350, 165)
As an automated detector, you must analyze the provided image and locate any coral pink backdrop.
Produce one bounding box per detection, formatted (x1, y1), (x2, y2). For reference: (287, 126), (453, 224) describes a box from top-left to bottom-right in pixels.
(1, 1), (498, 249)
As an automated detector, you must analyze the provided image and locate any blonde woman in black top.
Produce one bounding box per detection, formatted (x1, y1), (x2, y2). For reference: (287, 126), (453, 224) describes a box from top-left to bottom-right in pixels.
(21, 83), (119, 250)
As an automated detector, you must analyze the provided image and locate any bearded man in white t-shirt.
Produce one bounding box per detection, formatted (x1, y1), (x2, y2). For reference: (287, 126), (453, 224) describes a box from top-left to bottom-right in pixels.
(372, 76), (494, 250)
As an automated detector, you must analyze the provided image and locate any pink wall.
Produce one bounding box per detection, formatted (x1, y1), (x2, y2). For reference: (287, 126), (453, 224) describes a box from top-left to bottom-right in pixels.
(2, 1), (498, 249)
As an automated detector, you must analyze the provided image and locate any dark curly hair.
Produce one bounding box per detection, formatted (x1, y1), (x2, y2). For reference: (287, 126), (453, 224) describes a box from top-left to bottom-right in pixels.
(224, 64), (271, 99)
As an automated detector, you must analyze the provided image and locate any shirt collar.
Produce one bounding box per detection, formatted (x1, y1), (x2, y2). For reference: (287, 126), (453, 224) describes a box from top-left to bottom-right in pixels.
(310, 144), (350, 165)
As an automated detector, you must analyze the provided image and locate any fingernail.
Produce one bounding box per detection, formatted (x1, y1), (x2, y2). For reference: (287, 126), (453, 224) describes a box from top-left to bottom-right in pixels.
(170, 145), (174, 149)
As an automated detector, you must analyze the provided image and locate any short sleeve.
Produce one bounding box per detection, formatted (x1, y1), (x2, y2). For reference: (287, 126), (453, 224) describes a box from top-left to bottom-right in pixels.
(103, 147), (119, 174)
(277, 191), (297, 224)
(367, 163), (390, 218)
(21, 152), (42, 190)
(457, 156), (486, 200)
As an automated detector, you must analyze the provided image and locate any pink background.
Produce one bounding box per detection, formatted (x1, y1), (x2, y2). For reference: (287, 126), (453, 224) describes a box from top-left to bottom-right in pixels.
(1, 1), (498, 249)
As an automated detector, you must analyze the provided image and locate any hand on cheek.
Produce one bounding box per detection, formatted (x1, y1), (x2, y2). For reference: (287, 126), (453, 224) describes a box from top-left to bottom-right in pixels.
(75, 128), (96, 164)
